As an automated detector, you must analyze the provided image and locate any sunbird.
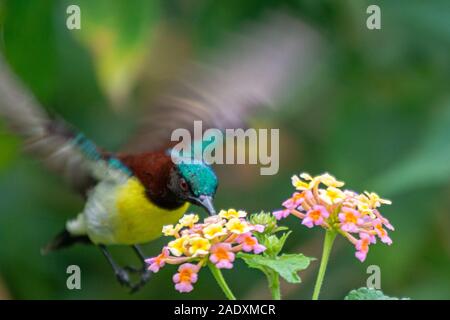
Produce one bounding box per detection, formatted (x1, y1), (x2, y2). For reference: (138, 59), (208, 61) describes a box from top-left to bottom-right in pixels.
(0, 13), (319, 291)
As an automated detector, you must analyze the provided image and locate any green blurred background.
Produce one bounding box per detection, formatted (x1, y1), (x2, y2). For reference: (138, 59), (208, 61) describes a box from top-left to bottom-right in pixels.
(0, 0), (449, 299)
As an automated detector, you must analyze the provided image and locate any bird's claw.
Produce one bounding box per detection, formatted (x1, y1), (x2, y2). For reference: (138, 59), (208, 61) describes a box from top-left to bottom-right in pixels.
(129, 268), (152, 294)
(115, 268), (132, 287)
(114, 266), (151, 293)
(139, 269), (152, 284)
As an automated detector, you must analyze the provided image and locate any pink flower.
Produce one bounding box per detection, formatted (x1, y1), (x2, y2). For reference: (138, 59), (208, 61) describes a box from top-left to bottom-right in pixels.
(355, 233), (375, 262)
(276, 172), (395, 264)
(302, 205), (329, 228)
(273, 192), (305, 220)
(273, 208), (291, 220)
(152, 210), (273, 295)
(373, 219), (392, 245)
(374, 210), (395, 231)
(209, 243), (235, 269)
(283, 192), (305, 208)
(236, 232), (266, 254)
(145, 247), (169, 272)
(172, 263), (199, 293)
(338, 207), (363, 233)
(252, 224), (265, 233)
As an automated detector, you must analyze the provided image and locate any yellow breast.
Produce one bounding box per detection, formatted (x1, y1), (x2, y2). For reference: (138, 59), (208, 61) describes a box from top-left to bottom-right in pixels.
(114, 177), (189, 245)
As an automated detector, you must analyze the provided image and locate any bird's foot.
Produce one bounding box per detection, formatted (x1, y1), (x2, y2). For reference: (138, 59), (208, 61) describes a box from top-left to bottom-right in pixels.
(114, 268), (132, 288)
(120, 265), (152, 293)
(129, 269), (152, 294)
(139, 268), (152, 283)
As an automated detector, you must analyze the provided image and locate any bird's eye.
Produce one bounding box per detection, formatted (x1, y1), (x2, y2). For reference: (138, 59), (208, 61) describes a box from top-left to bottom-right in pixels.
(180, 179), (189, 191)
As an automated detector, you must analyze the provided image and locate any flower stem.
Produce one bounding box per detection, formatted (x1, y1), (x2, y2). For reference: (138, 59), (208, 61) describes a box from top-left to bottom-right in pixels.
(312, 230), (337, 300)
(269, 273), (281, 300)
(208, 263), (236, 300)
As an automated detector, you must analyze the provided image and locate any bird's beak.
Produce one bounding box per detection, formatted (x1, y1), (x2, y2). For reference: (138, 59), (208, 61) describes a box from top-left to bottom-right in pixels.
(191, 195), (216, 216)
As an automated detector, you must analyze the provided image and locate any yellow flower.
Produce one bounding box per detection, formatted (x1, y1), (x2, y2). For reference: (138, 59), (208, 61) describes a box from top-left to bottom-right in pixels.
(226, 218), (251, 234)
(316, 173), (345, 188)
(300, 173), (313, 180)
(202, 223), (227, 239)
(218, 209), (247, 220)
(319, 187), (345, 205)
(293, 172), (344, 191)
(162, 224), (181, 236)
(188, 236), (211, 257)
(357, 201), (373, 216)
(355, 195), (373, 215)
(364, 191), (392, 208)
(168, 236), (188, 256)
(179, 214), (199, 228)
(292, 174), (314, 190)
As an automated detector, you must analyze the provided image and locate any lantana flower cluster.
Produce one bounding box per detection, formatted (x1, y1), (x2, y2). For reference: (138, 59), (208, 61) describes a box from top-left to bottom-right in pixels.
(145, 209), (266, 293)
(273, 173), (394, 262)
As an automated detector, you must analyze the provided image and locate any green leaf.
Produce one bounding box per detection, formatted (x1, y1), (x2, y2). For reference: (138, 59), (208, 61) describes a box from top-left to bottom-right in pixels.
(238, 253), (314, 284)
(345, 287), (410, 300)
(261, 231), (291, 257)
(273, 226), (290, 233)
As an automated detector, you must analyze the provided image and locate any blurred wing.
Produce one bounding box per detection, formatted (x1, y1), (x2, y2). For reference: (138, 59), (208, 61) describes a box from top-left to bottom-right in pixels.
(0, 54), (96, 194)
(124, 13), (321, 153)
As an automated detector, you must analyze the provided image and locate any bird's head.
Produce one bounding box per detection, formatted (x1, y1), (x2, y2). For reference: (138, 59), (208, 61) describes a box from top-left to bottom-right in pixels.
(168, 161), (218, 215)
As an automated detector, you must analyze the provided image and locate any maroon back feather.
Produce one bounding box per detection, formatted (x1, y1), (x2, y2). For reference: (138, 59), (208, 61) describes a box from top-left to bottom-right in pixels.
(119, 151), (184, 209)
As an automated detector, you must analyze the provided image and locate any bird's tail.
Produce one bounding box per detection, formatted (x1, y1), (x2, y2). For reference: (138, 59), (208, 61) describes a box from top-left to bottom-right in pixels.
(41, 229), (92, 255)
